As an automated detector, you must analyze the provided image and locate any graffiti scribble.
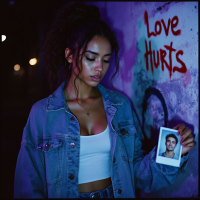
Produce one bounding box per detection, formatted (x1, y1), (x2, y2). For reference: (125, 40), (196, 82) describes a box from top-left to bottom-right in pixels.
(157, 2), (180, 11)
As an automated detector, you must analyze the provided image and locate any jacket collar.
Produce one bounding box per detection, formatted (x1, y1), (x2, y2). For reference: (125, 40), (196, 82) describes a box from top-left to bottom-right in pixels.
(95, 84), (123, 106)
(46, 81), (123, 111)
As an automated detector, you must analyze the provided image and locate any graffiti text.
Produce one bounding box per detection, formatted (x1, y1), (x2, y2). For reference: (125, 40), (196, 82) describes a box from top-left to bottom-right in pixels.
(144, 10), (187, 78)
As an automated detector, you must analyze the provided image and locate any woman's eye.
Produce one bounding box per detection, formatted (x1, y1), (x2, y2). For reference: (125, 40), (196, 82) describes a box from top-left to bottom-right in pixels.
(85, 56), (110, 63)
(85, 57), (95, 61)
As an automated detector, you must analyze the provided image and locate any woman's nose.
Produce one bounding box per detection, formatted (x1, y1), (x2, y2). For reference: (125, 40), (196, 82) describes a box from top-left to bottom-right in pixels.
(95, 60), (103, 71)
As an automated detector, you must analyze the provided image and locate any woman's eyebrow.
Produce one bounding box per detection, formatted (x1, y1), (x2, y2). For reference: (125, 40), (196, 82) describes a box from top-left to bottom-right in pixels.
(85, 50), (112, 56)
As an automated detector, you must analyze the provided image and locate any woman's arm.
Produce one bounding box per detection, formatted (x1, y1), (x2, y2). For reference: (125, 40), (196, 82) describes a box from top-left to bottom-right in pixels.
(132, 110), (191, 193)
(14, 117), (47, 198)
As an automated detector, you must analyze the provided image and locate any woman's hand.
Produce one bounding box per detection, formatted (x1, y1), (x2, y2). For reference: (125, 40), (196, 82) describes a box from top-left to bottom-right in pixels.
(173, 124), (195, 156)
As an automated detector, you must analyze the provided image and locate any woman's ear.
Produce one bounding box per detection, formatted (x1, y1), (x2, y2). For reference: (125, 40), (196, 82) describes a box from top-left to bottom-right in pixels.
(65, 48), (73, 63)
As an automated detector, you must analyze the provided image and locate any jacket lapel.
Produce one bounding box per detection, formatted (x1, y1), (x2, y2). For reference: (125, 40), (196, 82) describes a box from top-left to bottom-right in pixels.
(46, 81), (123, 160)
(95, 84), (123, 160)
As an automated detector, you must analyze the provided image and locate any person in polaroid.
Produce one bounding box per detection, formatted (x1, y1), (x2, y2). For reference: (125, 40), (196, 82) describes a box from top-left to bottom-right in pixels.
(159, 133), (179, 160)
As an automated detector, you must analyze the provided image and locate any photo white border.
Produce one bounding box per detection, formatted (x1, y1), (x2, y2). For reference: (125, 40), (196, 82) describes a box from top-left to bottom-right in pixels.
(156, 127), (182, 167)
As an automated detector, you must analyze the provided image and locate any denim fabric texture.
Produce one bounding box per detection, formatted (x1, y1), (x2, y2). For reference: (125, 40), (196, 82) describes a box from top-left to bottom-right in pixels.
(14, 81), (189, 198)
(79, 184), (114, 198)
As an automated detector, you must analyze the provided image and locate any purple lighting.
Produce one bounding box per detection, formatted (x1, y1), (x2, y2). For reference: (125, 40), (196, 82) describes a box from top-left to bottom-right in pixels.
(9, 1), (15, 5)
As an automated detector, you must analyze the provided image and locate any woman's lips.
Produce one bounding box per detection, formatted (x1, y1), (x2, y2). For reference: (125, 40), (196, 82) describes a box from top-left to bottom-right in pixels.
(90, 76), (101, 82)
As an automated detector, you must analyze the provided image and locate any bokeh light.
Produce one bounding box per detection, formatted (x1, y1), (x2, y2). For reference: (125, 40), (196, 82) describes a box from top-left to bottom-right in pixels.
(9, 1), (15, 5)
(2, 35), (6, 42)
(14, 64), (20, 71)
(29, 58), (37, 65)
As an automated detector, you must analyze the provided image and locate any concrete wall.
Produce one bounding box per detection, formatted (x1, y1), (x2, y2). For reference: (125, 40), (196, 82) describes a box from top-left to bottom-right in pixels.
(86, 1), (198, 198)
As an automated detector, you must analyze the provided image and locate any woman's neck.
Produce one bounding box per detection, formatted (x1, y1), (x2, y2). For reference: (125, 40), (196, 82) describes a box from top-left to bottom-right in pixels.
(64, 74), (99, 101)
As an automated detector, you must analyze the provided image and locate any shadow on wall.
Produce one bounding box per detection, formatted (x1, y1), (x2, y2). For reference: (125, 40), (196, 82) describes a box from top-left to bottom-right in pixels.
(142, 87), (168, 152)
(140, 86), (196, 152)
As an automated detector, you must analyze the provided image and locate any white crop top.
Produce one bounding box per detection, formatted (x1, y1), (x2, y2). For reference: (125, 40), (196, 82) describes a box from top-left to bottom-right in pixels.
(78, 125), (111, 184)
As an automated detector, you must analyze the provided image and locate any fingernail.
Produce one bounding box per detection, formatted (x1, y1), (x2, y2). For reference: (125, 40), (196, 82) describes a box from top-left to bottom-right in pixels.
(180, 137), (183, 141)
(177, 131), (179, 135)
(182, 142), (185, 145)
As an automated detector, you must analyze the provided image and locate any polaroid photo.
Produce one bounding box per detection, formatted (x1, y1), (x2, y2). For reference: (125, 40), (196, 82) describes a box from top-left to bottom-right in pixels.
(156, 127), (182, 167)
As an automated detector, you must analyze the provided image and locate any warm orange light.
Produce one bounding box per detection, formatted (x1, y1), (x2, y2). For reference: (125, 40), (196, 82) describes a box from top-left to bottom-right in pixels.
(14, 64), (20, 71)
(29, 58), (37, 65)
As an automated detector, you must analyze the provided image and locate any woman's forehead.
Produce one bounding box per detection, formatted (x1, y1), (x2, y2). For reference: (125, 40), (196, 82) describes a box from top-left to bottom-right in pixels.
(86, 36), (111, 54)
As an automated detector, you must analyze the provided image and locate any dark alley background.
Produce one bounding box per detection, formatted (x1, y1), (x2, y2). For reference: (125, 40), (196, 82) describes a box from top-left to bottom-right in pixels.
(1, 0), (72, 198)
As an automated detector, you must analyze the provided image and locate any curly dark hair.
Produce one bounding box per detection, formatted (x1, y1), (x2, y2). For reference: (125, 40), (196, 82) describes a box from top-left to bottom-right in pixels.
(42, 2), (120, 95)
(166, 133), (178, 145)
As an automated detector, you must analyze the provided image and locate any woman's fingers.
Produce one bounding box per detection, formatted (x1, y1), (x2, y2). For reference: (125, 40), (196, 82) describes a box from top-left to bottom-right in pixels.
(181, 135), (194, 146)
(180, 127), (192, 143)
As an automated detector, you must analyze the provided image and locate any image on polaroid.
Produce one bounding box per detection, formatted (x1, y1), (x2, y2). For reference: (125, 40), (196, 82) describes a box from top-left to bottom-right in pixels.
(156, 127), (182, 167)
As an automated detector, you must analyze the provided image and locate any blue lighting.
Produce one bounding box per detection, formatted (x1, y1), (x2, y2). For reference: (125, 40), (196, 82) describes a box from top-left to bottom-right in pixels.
(9, 1), (15, 5)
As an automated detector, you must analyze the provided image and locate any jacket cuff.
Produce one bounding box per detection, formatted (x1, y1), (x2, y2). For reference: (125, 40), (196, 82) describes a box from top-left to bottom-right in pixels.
(178, 152), (189, 173)
(152, 146), (189, 175)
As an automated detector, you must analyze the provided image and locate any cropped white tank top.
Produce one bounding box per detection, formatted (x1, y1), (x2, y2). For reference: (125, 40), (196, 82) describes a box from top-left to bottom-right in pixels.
(78, 125), (111, 184)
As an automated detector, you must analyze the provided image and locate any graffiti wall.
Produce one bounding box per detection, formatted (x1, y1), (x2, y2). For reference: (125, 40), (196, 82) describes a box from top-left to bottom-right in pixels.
(87, 1), (198, 198)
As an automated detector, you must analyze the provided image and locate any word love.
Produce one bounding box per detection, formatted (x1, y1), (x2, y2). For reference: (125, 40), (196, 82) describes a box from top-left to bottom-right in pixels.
(144, 10), (181, 37)
(144, 10), (187, 78)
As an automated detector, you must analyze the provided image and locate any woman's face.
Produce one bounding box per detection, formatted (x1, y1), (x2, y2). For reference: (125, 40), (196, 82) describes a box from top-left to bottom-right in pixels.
(72, 35), (112, 87)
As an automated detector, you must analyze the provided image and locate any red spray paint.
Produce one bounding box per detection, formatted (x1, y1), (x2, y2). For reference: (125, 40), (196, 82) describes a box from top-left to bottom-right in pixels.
(144, 10), (187, 78)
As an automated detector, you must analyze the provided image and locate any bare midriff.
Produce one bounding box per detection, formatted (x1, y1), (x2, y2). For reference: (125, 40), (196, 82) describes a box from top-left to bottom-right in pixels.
(79, 177), (112, 193)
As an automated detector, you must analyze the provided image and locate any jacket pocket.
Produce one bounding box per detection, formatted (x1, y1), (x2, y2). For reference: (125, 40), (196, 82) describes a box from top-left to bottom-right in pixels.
(37, 138), (63, 185)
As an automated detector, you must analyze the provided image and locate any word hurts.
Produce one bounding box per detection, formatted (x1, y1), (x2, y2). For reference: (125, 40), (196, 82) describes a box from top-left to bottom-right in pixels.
(144, 10), (187, 78)
(144, 40), (187, 78)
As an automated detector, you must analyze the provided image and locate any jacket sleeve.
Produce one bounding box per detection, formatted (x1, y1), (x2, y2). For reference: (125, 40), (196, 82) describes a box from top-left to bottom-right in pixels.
(132, 110), (189, 193)
(14, 114), (47, 198)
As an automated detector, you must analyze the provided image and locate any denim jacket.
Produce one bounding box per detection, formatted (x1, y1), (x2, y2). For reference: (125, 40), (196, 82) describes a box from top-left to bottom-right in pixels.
(14, 82), (189, 198)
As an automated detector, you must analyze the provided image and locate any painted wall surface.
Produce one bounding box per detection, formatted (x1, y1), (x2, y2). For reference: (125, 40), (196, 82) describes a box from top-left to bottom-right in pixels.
(86, 1), (198, 198)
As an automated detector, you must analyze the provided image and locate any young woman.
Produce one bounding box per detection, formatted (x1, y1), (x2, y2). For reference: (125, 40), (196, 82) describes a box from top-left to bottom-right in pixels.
(14, 2), (195, 198)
